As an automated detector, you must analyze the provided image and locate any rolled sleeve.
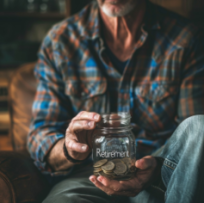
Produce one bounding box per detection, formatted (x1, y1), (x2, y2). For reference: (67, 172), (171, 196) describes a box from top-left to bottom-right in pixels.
(27, 34), (73, 173)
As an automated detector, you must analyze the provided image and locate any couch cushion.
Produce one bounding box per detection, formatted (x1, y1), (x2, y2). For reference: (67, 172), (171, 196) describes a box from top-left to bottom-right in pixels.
(0, 172), (14, 203)
(0, 151), (50, 203)
(9, 63), (37, 151)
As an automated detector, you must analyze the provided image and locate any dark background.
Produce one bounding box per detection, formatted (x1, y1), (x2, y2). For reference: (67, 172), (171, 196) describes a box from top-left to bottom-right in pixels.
(0, 0), (203, 147)
(0, 0), (92, 68)
(0, 0), (203, 69)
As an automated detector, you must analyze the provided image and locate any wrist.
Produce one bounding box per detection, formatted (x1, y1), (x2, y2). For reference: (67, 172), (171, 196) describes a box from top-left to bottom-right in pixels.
(47, 139), (75, 171)
(63, 142), (92, 164)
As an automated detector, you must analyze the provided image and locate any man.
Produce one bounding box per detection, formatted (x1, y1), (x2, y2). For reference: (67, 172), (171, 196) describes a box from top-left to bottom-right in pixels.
(28, 0), (204, 202)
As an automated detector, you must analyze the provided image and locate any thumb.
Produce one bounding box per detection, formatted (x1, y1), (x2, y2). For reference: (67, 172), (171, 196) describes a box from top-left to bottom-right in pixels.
(135, 156), (157, 170)
(66, 140), (89, 153)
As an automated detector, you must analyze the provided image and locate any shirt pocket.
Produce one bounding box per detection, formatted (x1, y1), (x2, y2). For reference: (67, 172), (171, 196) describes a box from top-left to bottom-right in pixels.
(135, 82), (179, 104)
(65, 79), (107, 112)
(134, 82), (179, 130)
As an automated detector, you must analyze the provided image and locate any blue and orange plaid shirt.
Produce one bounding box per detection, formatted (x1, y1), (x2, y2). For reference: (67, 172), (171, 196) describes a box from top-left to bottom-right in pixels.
(28, 1), (204, 174)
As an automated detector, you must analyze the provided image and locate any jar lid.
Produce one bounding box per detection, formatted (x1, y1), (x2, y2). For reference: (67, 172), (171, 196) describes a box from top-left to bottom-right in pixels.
(101, 112), (131, 120)
(97, 112), (132, 131)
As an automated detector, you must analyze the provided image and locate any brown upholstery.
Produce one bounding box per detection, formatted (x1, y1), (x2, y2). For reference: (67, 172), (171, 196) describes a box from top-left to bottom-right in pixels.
(0, 151), (50, 203)
(1, 63), (50, 203)
(9, 63), (37, 151)
(0, 173), (14, 203)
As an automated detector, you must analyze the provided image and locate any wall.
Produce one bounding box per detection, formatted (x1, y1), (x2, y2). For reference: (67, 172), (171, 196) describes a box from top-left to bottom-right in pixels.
(150, 0), (193, 17)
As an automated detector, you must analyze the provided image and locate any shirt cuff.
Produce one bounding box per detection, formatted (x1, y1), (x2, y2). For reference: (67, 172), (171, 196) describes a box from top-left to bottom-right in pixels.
(32, 133), (64, 173)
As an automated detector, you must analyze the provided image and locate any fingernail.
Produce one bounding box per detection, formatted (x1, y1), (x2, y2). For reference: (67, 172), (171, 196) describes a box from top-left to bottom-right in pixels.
(88, 121), (94, 127)
(97, 176), (102, 182)
(94, 114), (99, 120)
(92, 178), (96, 183)
(81, 145), (87, 151)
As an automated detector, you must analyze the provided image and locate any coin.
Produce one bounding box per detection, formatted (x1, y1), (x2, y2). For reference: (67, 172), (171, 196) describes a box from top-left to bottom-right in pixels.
(99, 172), (117, 179)
(93, 159), (108, 168)
(101, 161), (115, 171)
(112, 159), (124, 164)
(99, 171), (112, 177)
(103, 170), (114, 175)
(113, 162), (127, 175)
(122, 158), (131, 168)
(93, 158), (136, 180)
(94, 167), (102, 172)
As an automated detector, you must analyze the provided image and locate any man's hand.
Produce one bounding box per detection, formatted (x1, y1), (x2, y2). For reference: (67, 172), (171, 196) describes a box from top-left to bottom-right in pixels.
(65, 111), (101, 161)
(47, 111), (100, 171)
(89, 156), (158, 197)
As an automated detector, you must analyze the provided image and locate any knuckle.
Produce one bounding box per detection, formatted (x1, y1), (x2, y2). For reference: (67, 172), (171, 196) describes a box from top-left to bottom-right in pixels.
(67, 140), (74, 149)
(66, 126), (71, 135)
(78, 111), (85, 116)
(68, 120), (74, 129)
(82, 120), (88, 127)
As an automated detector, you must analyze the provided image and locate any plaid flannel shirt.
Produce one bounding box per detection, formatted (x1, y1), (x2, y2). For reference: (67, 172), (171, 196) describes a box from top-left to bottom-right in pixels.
(28, 1), (204, 174)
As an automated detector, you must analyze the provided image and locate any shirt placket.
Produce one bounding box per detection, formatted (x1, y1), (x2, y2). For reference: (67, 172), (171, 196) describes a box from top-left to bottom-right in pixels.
(97, 38), (121, 113)
(118, 26), (149, 113)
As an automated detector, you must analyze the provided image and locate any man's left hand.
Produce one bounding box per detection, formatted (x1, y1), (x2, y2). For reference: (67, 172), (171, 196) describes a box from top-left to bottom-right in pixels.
(89, 156), (158, 197)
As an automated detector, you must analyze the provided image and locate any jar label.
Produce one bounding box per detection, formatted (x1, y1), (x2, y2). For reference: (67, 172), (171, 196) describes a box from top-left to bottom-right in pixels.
(96, 148), (129, 158)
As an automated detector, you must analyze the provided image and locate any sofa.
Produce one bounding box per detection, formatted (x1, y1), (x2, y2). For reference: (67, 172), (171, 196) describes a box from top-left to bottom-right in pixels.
(0, 63), (50, 203)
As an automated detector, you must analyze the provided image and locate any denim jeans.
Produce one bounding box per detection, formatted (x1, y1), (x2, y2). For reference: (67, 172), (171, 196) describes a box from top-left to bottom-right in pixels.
(43, 115), (204, 203)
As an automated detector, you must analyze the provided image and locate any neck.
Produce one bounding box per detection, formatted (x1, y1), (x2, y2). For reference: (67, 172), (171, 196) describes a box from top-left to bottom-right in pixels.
(100, 1), (146, 45)
(100, 1), (146, 61)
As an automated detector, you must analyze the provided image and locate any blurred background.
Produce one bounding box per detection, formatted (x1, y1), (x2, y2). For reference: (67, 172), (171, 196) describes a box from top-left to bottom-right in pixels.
(0, 0), (203, 150)
(0, 0), (90, 144)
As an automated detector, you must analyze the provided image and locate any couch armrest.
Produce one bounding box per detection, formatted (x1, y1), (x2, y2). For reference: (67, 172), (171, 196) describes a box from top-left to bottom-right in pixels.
(0, 151), (50, 203)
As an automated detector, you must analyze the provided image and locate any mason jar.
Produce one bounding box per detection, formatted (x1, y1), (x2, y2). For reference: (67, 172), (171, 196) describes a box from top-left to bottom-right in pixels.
(92, 112), (136, 180)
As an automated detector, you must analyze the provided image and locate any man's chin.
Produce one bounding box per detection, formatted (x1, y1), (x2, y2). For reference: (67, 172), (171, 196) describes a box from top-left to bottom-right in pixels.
(101, 5), (131, 17)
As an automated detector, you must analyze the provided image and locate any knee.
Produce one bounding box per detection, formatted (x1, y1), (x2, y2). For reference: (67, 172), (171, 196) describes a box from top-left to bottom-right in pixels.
(181, 115), (204, 132)
(176, 115), (204, 142)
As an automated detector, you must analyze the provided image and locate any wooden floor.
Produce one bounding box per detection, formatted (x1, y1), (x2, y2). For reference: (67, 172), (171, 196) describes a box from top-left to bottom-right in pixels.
(0, 135), (13, 151)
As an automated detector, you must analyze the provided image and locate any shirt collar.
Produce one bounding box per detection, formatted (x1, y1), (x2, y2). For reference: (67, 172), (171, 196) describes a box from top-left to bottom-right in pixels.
(80, 1), (100, 40)
(80, 0), (161, 40)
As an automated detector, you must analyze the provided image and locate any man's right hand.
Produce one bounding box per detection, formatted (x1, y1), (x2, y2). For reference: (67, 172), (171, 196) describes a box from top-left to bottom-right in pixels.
(65, 111), (101, 161)
(47, 111), (101, 171)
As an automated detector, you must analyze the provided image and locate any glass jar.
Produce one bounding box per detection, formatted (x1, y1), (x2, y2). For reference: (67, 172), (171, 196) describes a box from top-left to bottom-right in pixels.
(92, 112), (136, 180)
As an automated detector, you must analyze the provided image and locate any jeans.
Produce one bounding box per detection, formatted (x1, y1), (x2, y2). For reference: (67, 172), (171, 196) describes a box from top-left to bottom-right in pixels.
(43, 115), (204, 203)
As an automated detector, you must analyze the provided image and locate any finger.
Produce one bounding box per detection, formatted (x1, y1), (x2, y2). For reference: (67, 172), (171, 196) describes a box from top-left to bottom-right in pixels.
(119, 178), (143, 191)
(135, 156), (157, 170)
(65, 139), (89, 153)
(68, 120), (95, 133)
(89, 176), (116, 196)
(73, 111), (101, 122)
(97, 176), (128, 192)
(89, 176), (137, 197)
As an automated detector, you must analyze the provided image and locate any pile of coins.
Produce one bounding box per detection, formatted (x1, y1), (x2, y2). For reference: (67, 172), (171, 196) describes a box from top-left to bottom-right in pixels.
(93, 158), (136, 180)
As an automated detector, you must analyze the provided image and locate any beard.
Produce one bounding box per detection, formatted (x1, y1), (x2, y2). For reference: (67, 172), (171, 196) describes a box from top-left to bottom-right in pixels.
(97, 0), (138, 17)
